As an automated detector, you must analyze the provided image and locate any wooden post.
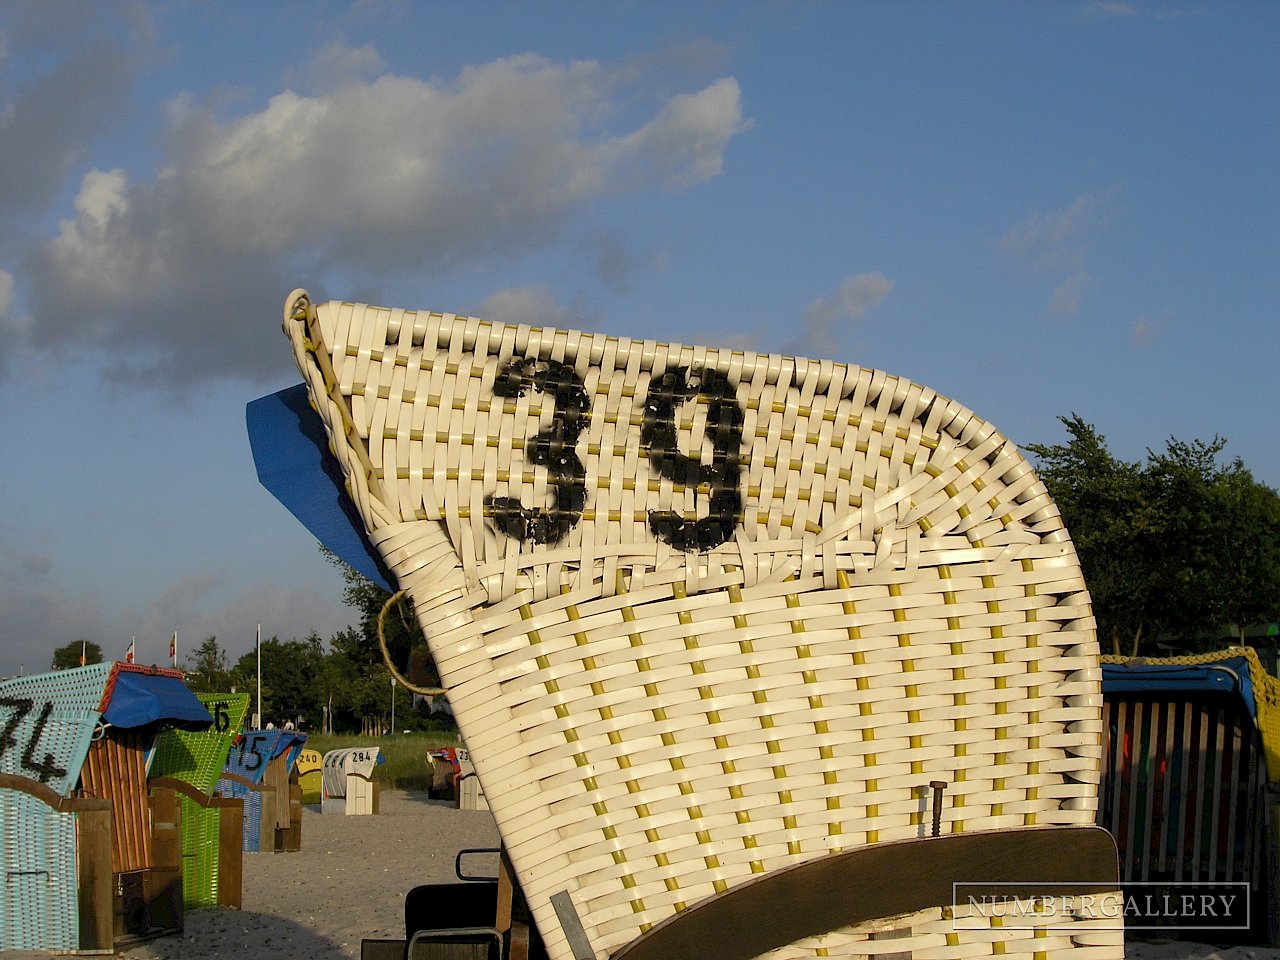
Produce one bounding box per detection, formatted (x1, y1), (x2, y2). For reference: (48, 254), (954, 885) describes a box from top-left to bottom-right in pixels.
(1266, 784), (1280, 947)
(278, 781), (303, 852)
(74, 800), (115, 953)
(215, 797), (243, 908)
(145, 787), (184, 936)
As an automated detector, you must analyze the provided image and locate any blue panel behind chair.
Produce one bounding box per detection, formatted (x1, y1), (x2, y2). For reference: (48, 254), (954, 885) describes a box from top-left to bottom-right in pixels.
(247, 384), (393, 590)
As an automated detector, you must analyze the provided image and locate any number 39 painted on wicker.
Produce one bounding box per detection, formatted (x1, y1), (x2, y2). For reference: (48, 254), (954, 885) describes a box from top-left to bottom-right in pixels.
(485, 359), (746, 552)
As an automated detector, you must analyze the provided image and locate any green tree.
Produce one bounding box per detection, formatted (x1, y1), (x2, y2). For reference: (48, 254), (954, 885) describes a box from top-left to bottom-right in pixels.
(1026, 416), (1154, 654)
(229, 633), (326, 728)
(320, 547), (439, 688)
(52, 640), (103, 670)
(185, 636), (231, 692)
(1027, 415), (1280, 656)
(1140, 438), (1280, 642)
(311, 547), (449, 733)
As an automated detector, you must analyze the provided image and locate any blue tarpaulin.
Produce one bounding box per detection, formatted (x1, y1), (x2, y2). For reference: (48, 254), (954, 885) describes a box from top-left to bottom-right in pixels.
(1101, 656), (1256, 719)
(102, 667), (213, 732)
(246, 384), (394, 590)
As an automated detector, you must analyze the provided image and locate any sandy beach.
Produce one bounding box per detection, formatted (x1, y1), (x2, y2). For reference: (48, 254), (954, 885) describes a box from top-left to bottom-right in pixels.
(118, 791), (501, 960)
(9, 791), (1274, 960)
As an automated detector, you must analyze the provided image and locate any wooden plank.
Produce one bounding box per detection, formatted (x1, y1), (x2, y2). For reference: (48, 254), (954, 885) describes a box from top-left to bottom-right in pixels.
(1207, 704), (1227, 879)
(1146, 701), (1167, 885)
(1167, 701), (1182, 875)
(150, 776), (213, 806)
(1223, 713), (1243, 880)
(278, 781), (303, 852)
(496, 848), (515, 935)
(1176, 700), (1194, 882)
(1105, 699), (1127, 876)
(257, 786), (278, 852)
(361, 939), (408, 960)
(76, 802), (115, 952)
(1156, 698), (1179, 873)
(145, 787), (184, 935)
(610, 826), (1119, 960)
(1123, 700), (1143, 882)
(1190, 704), (1208, 877)
(1250, 734), (1266, 886)
(216, 798), (244, 909)
(83, 730), (154, 874)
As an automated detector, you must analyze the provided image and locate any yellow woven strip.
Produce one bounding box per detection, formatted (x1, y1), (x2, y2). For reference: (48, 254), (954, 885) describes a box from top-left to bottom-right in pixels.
(836, 568), (879, 842)
(563, 589), (681, 901)
(889, 582), (924, 779)
(520, 602), (646, 914)
(938, 564), (970, 829)
(725, 578), (769, 874)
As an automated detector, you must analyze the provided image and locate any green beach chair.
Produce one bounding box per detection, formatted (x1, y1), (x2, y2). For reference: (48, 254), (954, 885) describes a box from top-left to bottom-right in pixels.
(149, 692), (250, 909)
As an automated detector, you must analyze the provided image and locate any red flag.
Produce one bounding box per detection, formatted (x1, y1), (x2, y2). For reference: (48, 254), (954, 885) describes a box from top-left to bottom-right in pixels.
(125, 638), (136, 664)
(169, 631), (177, 666)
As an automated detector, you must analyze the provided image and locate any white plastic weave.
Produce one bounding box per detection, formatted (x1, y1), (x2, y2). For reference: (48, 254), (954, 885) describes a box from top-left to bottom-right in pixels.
(281, 291), (1109, 960)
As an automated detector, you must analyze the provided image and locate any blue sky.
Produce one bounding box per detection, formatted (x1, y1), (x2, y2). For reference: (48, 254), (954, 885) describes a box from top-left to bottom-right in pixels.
(1, 1), (1275, 676)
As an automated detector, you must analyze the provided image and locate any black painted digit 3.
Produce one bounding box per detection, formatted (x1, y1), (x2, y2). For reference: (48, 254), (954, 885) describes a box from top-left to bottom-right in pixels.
(485, 358), (590, 545)
(641, 367), (745, 551)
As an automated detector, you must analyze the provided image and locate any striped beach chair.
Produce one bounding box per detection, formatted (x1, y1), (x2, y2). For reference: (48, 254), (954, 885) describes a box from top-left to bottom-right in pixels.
(150, 692), (250, 908)
(218, 728), (307, 852)
(296, 748), (323, 805)
(1, 662), (210, 951)
(1100, 648), (1280, 940)
(265, 291), (1122, 960)
(0, 665), (111, 952)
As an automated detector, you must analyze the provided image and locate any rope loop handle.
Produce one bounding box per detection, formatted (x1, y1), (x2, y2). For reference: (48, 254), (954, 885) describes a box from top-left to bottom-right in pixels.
(378, 589), (446, 697)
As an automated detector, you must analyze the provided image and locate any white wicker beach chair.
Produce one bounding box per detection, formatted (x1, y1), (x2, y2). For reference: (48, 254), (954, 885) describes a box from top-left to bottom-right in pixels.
(280, 290), (1123, 960)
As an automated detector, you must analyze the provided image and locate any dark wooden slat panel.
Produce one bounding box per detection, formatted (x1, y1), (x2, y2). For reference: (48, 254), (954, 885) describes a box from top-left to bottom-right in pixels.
(610, 827), (1118, 960)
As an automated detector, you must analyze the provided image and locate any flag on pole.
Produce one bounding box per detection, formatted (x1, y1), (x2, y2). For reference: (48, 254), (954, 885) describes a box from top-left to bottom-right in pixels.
(169, 631), (178, 667)
(125, 637), (136, 664)
(80, 640), (86, 667)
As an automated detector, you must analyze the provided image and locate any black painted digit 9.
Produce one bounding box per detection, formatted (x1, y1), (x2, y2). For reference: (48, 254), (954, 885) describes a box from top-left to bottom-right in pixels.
(641, 367), (745, 551)
(485, 358), (590, 545)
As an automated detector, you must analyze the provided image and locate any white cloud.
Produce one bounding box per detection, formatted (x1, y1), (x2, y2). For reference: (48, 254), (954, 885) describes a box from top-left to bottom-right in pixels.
(1131, 317), (1162, 347)
(1083, 1), (1193, 19)
(1049, 271), (1091, 316)
(0, 267), (13, 317)
(0, 44), (136, 222)
(1001, 192), (1108, 271)
(304, 40), (387, 91)
(1087, 1), (1139, 15)
(18, 53), (747, 387)
(791, 272), (893, 357)
(476, 285), (596, 331)
(608, 78), (751, 189)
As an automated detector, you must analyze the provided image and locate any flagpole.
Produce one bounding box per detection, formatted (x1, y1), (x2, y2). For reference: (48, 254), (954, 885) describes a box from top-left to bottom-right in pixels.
(256, 623), (262, 730)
